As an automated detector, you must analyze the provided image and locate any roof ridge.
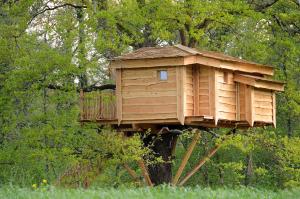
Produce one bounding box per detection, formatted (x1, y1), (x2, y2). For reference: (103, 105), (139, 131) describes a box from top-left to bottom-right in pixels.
(174, 44), (199, 55)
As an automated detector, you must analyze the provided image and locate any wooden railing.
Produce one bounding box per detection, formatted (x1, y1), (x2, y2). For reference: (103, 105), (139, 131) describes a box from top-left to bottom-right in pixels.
(80, 90), (117, 121)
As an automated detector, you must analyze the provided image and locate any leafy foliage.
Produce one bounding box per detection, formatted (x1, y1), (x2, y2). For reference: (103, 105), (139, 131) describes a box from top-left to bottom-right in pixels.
(0, 0), (299, 188)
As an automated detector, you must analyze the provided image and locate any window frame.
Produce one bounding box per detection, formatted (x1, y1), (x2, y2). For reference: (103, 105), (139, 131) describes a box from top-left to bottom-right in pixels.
(157, 70), (168, 81)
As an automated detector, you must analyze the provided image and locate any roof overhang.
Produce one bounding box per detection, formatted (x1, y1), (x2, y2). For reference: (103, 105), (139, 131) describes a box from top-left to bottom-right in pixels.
(233, 74), (284, 91)
(110, 55), (274, 76)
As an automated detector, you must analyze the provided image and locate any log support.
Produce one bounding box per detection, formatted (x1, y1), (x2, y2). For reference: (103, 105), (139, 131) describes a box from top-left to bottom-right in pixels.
(178, 144), (221, 186)
(122, 127), (236, 186)
(123, 164), (141, 184)
(177, 128), (237, 186)
(138, 160), (153, 186)
(172, 129), (201, 185)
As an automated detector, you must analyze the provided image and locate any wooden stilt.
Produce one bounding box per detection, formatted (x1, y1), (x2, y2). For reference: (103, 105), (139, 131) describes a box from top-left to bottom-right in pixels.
(178, 144), (221, 186)
(138, 160), (153, 186)
(172, 129), (201, 185)
(123, 164), (141, 183)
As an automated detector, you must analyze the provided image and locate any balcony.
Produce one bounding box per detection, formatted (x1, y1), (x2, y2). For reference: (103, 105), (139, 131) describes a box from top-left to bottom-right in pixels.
(80, 90), (117, 122)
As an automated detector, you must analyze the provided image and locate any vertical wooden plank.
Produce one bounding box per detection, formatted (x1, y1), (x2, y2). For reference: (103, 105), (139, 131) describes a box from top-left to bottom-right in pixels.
(236, 83), (240, 121)
(272, 92), (276, 128)
(116, 69), (122, 125)
(176, 66), (185, 125)
(193, 66), (199, 116)
(245, 86), (254, 126)
(80, 89), (84, 120)
(209, 68), (218, 126)
(138, 160), (153, 186)
(182, 66), (186, 124)
(99, 93), (102, 119)
(172, 129), (201, 185)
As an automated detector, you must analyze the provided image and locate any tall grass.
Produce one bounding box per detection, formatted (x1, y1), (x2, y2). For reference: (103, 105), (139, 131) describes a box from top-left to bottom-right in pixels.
(1, 186), (300, 199)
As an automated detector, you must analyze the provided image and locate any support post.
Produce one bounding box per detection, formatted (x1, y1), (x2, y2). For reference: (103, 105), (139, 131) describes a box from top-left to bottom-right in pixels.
(138, 160), (153, 187)
(172, 129), (201, 185)
(178, 144), (221, 186)
(123, 164), (141, 184)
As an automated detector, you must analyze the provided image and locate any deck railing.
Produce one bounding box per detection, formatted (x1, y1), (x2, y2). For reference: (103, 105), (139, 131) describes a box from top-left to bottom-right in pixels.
(80, 90), (117, 121)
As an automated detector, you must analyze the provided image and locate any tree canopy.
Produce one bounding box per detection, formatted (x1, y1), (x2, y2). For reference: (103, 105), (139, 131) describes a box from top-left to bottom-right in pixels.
(0, 0), (299, 188)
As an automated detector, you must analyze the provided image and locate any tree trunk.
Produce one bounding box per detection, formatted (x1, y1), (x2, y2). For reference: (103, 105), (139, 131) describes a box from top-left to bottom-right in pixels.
(143, 133), (178, 185)
(244, 152), (253, 186)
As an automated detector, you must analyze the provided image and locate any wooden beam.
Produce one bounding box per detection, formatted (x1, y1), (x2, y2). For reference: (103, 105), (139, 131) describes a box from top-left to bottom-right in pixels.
(236, 83), (240, 121)
(178, 144), (222, 186)
(123, 164), (141, 183)
(116, 69), (122, 125)
(245, 86), (254, 127)
(176, 66), (185, 125)
(193, 66), (199, 116)
(272, 92), (276, 128)
(209, 68), (218, 126)
(172, 129), (201, 185)
(138, 160), (153, 186)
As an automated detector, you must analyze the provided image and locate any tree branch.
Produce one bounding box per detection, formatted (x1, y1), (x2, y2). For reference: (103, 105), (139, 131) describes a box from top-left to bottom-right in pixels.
(46, 83), (116, 92)
(250, 0), (279, 12)
(28, 3), (87, 26)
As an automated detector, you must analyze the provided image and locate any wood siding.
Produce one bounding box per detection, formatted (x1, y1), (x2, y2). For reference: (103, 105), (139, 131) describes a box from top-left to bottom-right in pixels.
(216, 70), (237, 121)
(238, 84), (275, 126)
(185, 66), (194, 116)
(121, 66), (177, 121)
(254, 88), (274, 123)
(239, 83), (246, 121)
(198, 66), (210, 116)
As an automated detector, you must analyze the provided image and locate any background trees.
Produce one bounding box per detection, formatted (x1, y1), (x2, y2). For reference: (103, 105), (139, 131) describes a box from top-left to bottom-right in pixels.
(0, 0), (299, 187)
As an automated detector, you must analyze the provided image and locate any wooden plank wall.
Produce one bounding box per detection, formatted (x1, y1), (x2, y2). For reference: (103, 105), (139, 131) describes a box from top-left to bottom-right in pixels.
(185, 66), (194, 116)
(239, 84), (246, 121)
(198, 66), (210, 116)
(121, 66), (177, 121)
(254, 88), (274, 123)
(216, 70), (237, 120)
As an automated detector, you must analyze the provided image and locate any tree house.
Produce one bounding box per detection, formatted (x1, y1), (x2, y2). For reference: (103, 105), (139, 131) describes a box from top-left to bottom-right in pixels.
(79, 45), (284, 186)
(80, 45), (284, 130)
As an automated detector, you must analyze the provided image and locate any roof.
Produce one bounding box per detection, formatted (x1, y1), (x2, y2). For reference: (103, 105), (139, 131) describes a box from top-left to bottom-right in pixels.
(113, 44), (271, 68)
(233, 74), (284, 91)
(111, 45), (274, 76)
(114, 46), (191, 60)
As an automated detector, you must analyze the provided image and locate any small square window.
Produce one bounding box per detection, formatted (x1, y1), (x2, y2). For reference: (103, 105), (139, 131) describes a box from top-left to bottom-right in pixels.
(158, 70), (168, 81)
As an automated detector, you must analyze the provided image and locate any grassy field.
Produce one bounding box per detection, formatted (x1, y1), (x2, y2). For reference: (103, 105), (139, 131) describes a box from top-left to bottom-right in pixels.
(0, 186), (300, 199)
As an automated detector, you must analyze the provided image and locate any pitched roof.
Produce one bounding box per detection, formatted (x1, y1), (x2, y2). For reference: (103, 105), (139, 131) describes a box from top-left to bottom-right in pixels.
(114, 44), (269, 68)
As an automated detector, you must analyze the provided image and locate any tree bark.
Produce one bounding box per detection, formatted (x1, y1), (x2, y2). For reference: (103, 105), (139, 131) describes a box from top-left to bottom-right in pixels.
(244, 152), (253, 186)
(143, 132), (178, 185)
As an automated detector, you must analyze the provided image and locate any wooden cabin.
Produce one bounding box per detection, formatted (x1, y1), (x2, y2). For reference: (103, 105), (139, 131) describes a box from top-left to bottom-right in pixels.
(80, 45), (284, 129)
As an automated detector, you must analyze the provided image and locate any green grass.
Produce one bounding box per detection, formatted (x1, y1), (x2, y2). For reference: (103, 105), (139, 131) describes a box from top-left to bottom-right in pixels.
(1, 186), (300, 199)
